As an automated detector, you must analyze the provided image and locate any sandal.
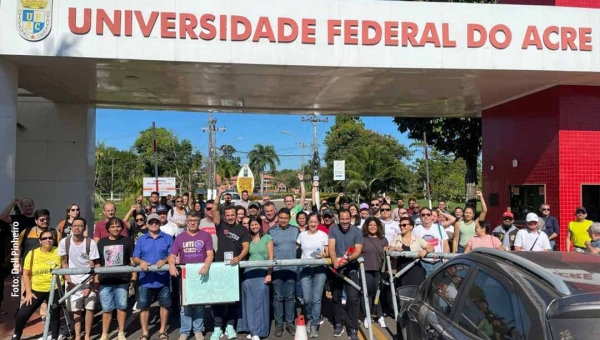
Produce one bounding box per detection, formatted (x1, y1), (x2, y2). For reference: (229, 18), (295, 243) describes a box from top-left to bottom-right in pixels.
(140, 335), (150, 340)
(159, 332), (169, 340)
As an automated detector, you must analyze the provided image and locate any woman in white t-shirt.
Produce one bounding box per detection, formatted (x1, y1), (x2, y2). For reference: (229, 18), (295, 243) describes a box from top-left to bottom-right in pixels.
(296, 212), (329, 338)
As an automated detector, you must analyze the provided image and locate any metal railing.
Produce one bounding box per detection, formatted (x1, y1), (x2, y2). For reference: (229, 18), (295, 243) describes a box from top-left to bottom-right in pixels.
(46, 258), (375, 340)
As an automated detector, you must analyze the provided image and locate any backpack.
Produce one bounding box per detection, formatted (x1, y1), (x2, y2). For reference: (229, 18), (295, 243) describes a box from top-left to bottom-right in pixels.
(65, 235), (92, 259)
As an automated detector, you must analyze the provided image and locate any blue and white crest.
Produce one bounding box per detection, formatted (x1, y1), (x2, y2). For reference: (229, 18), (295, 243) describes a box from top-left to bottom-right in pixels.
(17, 0), (53, 42)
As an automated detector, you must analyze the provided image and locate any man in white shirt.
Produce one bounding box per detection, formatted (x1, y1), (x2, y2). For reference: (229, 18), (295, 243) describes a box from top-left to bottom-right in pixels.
(156, 204), (179, 237)
(379, 203), (400, 244)
(58, 217), (100, 340)
(413, 208), (449, 277)
(514, 213), (551, 252)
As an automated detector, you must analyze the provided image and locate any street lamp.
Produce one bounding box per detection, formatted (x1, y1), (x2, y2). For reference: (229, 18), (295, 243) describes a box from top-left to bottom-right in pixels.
(281, 131), (309, 175)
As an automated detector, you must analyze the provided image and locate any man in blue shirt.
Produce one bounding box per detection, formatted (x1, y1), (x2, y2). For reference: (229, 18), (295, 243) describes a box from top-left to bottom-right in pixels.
(539, 204), (559, 250)
(328, 210), (364, 340)
(268, 208), (300, 337)
(133, 213), (173, 340)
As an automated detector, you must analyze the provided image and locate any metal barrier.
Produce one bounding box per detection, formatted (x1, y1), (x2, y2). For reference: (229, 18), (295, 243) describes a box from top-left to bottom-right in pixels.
(385, 251), (459, 320)
(46, 258), (374, 340)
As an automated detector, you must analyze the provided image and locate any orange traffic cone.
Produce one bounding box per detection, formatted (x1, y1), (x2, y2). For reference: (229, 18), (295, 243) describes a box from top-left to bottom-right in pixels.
(295, 314), (308, 340)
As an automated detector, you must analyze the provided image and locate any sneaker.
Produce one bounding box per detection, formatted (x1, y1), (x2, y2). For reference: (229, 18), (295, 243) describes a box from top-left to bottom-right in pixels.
(363, 318), (369, 329)
(132, 301), (140, 313)
(210, 329), (223, 340)
(117, 332), (127, 340)
(99, 335), (109, 340)
(194, 333), (204, 340)
(179, 335), (189, 340)
(348, 328), (358, 340)
(274, 325), (283, 337)
(377, 317), (386, 328)
(341, 299), (347, 305)
(225, 325), (237, 339)
(246, 335), (251, 340)
(333, 324), (344, 337)
(251, 337), (260, 340)
(309, 325), (318, 338)
(286, 324), (296, 336)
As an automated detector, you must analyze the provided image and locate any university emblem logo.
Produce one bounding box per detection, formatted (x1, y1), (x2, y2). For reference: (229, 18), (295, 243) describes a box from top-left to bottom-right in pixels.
(17, 0), (53, 42)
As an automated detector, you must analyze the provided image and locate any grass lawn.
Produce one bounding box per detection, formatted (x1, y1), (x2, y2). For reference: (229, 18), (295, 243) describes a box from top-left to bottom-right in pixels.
(93, 202), (132, 223)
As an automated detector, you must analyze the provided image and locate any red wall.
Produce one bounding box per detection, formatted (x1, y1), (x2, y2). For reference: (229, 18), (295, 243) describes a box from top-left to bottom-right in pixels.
(483, 86), (600, 250)
(499, 0), (600, 7)
(499, 0), (555, 5)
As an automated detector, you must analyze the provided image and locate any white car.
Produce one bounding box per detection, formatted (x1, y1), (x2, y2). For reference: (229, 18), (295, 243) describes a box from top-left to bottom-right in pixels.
(220, 191), (241, 205)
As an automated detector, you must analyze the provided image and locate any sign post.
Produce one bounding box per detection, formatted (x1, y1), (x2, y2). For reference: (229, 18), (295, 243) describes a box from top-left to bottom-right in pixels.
(333, 160), (346, 181)
(143, 177), (177, 196)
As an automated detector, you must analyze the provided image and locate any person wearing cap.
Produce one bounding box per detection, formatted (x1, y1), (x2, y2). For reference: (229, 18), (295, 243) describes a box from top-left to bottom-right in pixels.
(514, 213), (551, 252)
(492, 211), (519, 251)
(319, 209), (336, 234)
(584, 223), (600, 254)
(567, 206), (592, 252)
(539, 204), (559, 251)
(359, 203), (370, 226)
(133, 213), (173, 340)
(247, 201), (261, 217)
(155, 204), (179, 237)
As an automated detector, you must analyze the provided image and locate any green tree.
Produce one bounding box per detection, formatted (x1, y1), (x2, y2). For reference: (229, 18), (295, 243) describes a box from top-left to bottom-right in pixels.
(413, 149), (467, 202)
(346, 145), (411, 199)
(95, 142), (143, 197)
(133, 127), (202, 194)
(217, 157), (238, 182)
(273, 169), (301, 191)
(323, 117), (412, 198)
(248, 144), (281, 197)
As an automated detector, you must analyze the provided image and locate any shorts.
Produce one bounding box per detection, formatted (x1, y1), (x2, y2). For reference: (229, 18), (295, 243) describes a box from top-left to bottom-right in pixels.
(70, 290), (97, 312)
(99, 284), (129, 312)
(137, 285), (171, 309)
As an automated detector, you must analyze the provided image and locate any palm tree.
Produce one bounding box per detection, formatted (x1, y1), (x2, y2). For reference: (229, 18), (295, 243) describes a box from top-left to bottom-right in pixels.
(248, 144), (280, 197)
(345, 145), (405, 199)
(217, 158), (238, 185)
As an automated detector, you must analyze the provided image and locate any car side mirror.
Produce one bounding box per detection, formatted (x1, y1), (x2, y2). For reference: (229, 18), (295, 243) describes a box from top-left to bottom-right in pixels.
(397, 285), (419, 314)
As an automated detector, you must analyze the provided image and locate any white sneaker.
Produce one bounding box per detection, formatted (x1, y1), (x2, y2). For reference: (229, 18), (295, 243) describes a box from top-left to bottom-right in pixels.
(363, 318), (369, 329)
(251, 336), (260, 340)
(341, 298), (347, 305)
(377, 317), (386, 328)
(133, 301), (140, 313)
(246, 335), (251, 339)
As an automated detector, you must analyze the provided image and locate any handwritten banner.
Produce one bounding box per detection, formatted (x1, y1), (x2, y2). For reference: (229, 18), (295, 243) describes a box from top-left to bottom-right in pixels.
(182, 262), (240, 305)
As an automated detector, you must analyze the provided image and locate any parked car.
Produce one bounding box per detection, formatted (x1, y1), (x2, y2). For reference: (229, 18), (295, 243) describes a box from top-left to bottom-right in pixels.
(396, 249), (600, 340)
(220, 191), (241, 205)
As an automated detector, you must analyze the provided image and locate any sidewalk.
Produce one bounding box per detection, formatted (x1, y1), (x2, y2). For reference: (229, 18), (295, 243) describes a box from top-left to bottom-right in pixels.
(1, 276), (45, 340)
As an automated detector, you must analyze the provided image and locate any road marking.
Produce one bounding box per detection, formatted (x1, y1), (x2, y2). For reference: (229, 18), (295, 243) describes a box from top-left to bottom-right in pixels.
(359, 323), (391, 340)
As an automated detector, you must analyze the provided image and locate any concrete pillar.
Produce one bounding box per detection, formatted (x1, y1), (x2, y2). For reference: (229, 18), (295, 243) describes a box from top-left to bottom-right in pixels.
(0, 58), (18, 208)
(16, 99), (96, 224)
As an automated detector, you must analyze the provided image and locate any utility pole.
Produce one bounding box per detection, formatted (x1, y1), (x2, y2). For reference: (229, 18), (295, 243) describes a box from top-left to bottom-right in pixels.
(296, 141), (310, 175)
(110, 157), (115, 201)
(302, 115), (328, 209)
(202, 112), (226, 200)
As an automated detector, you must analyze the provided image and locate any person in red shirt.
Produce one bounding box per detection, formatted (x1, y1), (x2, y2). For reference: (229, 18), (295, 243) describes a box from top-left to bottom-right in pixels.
(93, 202), (129, 243)
(318, 209), (336, 234)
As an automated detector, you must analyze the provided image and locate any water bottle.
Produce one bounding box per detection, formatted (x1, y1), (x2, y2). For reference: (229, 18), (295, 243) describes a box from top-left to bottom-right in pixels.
(310, 247), (322, 258)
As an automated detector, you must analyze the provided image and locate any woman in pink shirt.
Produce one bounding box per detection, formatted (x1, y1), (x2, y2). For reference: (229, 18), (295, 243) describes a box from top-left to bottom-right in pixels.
(464, 221), (505, 253)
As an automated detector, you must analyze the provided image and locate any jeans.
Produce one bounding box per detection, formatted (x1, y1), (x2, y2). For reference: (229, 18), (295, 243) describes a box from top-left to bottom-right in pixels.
(422, 261), (443, 278)
(361, 270), (383, 319)
(180, 305), (205, 335)
(330, 269), (360, 330)
(300, 266), (327, 326)
(457, 245), (465, 254)
(295, 266), (304, 301)
(549, 240), (556, 251)
(212, 303), (238, 328)
(137, 285), (171, 309)
(272, 270), (297, 325)
(99, 284), (129, 312)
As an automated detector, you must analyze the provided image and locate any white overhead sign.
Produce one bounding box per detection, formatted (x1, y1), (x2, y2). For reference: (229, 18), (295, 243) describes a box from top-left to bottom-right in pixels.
(143, 177), (177, 196)
(334, 160), (345, 181)
(1, 0), (600, 73)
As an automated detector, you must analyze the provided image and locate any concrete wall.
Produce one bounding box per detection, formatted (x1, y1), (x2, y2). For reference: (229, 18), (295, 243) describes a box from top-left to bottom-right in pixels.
(16, 98), (96, 225)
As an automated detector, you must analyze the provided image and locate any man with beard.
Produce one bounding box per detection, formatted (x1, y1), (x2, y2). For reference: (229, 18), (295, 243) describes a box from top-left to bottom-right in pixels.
(210, 187), (250, 340)
(328, 210), (363, 340)
(492, 211), (519, 251)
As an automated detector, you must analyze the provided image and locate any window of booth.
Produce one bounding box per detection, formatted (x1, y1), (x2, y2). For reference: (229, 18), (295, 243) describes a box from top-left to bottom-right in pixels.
(582, 185), (600, 222)
(508, 185), (545, 222)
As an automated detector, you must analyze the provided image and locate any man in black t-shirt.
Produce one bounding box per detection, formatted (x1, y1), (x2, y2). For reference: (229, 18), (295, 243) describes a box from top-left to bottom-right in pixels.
(211, 187), (250, 340)
(0, 198), (36, 233)
(96, 218), (132, 340)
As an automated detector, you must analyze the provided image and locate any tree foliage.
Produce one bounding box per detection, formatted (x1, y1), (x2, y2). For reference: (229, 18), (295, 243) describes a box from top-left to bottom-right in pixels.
(412, 149), (467, 202)
(248, 144), (280, 196)
(217, 144), (241, 181)
(323, 117), (412, 199)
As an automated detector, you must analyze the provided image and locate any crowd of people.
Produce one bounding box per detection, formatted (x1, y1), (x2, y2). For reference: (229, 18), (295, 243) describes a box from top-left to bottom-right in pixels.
(2, 177), (600, 340)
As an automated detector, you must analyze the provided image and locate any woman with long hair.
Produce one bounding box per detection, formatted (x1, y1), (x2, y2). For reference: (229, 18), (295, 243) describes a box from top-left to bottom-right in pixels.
(453, 192), (488, 253)
(167, 196), (187, 230)
(56, 203), (85, 238)
(296, 212), (329, 337)
(359, 217), (388, 329)
(238, 216), (273, 340)
(349, 204), (361, 227)
(389, 216), (433, 286)
(296, 211), (308, 233)
(12, 230), (62, 340)
(464, 220), (504, 253)
(235, 205), (247, 225)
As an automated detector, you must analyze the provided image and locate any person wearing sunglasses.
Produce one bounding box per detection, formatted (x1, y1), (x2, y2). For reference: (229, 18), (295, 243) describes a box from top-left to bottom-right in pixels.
(539, 204), (559, 250)
(199, 200), (218, 252)
(56, 203), (85, 238)
(379, 203), (400, 244)
(389, 217), (433, 286)
(412, 208), (450, 277)
(12, 230), (62, 340)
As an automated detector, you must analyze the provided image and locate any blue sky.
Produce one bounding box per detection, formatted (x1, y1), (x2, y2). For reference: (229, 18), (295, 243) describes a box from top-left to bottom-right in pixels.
(96, 109), (419, 170)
